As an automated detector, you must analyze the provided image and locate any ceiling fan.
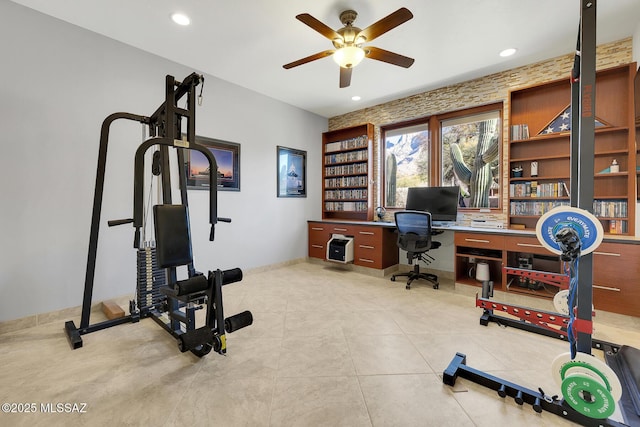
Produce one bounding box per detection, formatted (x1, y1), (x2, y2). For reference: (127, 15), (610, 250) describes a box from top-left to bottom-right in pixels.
(283, 8), (414, 88)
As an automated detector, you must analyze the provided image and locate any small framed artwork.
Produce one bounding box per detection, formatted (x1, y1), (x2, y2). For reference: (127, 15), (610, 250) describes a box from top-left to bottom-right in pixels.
(277, 146), (306, 197)
(185, 136), (240, 191)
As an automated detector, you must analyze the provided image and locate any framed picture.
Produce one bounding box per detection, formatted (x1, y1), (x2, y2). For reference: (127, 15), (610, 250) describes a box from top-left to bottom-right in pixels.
(185, 136), (240, 191)
(277, 146), (306, 197)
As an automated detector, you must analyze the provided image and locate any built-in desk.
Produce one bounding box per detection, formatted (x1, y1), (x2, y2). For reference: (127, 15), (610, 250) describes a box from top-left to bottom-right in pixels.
(308, 220), (640, 317)
(308, 221), (399, 270)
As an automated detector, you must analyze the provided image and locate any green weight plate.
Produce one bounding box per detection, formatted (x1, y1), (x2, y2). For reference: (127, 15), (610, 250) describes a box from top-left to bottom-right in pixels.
(561, 373), (615, 419)
(560, 360), (611, 392)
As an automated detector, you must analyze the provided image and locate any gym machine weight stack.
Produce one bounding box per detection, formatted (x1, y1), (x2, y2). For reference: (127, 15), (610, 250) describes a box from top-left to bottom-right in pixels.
(64, 73), (252, 357)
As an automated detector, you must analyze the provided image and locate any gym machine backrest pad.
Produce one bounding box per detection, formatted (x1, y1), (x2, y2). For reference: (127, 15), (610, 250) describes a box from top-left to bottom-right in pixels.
(153, 204), (194, 268)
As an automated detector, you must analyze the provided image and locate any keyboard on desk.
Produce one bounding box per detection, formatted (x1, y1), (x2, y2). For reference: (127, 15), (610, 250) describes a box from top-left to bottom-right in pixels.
(432, 221), (456, 228)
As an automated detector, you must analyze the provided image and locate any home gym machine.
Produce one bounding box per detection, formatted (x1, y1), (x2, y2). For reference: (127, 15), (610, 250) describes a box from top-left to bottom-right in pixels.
(64, 72), (252, 357)
(443, 1), (640, 425)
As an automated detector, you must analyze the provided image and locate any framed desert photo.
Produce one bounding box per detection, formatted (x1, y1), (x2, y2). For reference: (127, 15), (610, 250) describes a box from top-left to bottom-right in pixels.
(186, 136), (240, 191)
(277, 146), (306, 197)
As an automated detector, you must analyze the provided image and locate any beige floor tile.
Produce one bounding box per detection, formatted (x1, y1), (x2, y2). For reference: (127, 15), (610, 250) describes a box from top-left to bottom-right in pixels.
(347, 333), (432, 375)
(359, 373), (475, 426)
(277, 334), (355, 377)
(167, 377), (274, 427)
(270, 376), (371, 427)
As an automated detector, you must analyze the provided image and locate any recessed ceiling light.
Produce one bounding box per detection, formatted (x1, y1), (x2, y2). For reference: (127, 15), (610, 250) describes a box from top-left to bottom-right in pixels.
(499, 48), (517, 57)
(351, 95), (361, 101)
(171, 13), (191, 26)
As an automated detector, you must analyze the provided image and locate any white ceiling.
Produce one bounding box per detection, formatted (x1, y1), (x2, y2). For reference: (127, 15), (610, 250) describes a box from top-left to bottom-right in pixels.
(10, 0), (640, 118)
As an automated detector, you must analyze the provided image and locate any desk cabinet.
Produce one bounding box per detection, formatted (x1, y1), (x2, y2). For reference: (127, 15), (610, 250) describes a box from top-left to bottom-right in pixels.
(454, 232), (505, 289)
(592, 242), (640, 317)
(307, 221), (398, 270)
(454, 230), (640, 317)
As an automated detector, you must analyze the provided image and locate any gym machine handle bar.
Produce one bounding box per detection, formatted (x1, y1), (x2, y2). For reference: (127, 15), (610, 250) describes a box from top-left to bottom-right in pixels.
(107, 217), (230, 227)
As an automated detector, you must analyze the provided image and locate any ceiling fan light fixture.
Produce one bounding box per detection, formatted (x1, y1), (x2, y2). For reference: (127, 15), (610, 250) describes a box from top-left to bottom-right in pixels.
(333, 46), (365, 68)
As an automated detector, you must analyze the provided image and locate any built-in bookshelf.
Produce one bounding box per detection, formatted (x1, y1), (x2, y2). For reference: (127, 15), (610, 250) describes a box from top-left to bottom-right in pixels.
(508, 63), (637, 235)
(322, 124), (374, 221)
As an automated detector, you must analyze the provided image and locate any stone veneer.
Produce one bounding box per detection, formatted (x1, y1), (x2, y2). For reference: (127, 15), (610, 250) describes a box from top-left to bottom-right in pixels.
(328, 38), (634, 225)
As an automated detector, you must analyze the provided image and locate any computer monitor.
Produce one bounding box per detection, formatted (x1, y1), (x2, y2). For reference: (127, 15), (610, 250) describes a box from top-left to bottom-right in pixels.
(405, 186), (460, 222)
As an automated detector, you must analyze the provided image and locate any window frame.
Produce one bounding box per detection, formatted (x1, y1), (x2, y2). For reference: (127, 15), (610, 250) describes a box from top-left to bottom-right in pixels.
(381, 102), (503, 211)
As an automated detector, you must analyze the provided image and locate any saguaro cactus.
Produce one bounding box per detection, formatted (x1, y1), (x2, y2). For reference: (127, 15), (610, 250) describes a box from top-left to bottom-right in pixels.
(449, 119), (499, 208)
(385, 153), (397, 206)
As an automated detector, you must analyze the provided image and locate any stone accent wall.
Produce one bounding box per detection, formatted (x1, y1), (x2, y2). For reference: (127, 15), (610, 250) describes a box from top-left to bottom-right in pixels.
(328, 38), (634, 225)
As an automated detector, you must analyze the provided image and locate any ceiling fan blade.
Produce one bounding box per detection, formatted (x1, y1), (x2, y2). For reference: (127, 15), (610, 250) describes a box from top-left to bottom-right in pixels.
(339, 67), (352, 88)
(296, 13), (342, 41)
(365, 46), (414, 68)
(283, 50), (335, 69)
(357, 7), (413, 42)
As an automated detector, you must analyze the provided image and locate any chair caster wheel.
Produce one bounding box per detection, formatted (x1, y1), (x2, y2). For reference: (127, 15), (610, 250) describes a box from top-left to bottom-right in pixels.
(433, 284), (439, 289)
(406, 284), (411, 290)
(390, 276), (396, 282)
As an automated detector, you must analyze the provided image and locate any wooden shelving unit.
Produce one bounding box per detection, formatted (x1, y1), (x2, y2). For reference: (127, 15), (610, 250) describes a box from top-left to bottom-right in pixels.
(322, 123), (374, 221)
(508, 63), (637, 235)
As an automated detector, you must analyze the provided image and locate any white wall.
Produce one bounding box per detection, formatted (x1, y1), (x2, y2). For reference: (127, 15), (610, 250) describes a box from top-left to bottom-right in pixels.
(0, 2), (326, 322)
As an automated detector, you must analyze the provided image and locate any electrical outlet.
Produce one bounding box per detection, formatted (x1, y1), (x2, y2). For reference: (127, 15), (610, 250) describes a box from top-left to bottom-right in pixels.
(469, 257), (476, 264)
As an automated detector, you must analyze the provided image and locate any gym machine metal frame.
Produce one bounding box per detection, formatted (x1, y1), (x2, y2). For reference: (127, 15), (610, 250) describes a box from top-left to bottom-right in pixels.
(443, 2), (639, 425)
(64, 73), (251, 356)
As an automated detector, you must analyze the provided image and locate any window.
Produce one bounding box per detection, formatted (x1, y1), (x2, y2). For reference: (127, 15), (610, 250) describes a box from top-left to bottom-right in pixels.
(382, 103), (502, 209)
(441, 109), (501, 208)
(382, 121), (429, 208)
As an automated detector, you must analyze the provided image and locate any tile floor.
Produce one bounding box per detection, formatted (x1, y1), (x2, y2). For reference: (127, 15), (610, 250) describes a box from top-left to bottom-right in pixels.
(1, 261), (640, 426)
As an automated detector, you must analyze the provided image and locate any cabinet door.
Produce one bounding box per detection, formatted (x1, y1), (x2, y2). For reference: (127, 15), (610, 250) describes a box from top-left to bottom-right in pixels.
(352, 226), (382, 267)
(504, 235), (554, 256)
(454, 232), (505, 288)
(592, 242), (640, 316)
(455, 232), (505, 251)
(308, 222), (331, 259)
(353, 225), (402, 269)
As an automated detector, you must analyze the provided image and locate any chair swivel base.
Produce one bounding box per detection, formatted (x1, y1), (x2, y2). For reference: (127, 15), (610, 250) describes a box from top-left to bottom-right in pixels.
(391, 264), (439, 290)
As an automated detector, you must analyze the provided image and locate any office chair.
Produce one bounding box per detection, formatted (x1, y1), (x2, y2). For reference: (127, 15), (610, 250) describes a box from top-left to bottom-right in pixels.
(390, 210), (441, 289)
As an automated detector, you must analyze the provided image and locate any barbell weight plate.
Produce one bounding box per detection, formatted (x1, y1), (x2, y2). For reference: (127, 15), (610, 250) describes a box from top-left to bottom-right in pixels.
(561, 373), (615, 419)
(572, 352), (622, 401)
(553, 290), (569, 315)
(535, 207), (604, 256)
(551, 352), (622, 401)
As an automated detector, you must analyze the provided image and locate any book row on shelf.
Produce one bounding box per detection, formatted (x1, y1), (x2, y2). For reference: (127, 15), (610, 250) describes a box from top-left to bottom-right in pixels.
(510, 124), (530, 140)
(609, 220), (629, 234)
(324, 189), (368, 200)
(324, 201), (369, 212)
(325, 163), (368, 176)
(509, 181), (569, 198)
(325, 176), (368, 188)
(324, 135), (368, 153)
(510, 200), (569, 216)
(510, 199), (628, 218)
(324, 149), (368, 164)
(593, 199), (628, 218)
